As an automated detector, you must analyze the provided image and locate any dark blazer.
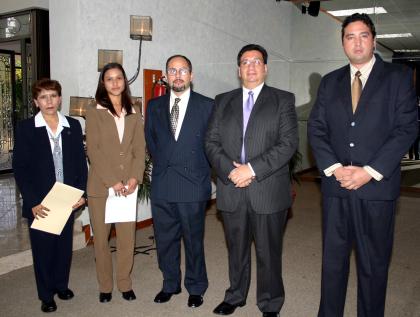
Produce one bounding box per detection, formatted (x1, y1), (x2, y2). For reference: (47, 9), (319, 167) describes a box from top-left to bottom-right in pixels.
(308, 55), (418, 200)
(13, 116), (88, 219)
(205, 85), (298, 213)
(145, 91), (214, 202)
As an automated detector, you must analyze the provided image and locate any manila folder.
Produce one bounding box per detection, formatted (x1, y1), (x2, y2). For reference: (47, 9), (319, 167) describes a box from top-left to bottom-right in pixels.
(31, 182), (84, 235)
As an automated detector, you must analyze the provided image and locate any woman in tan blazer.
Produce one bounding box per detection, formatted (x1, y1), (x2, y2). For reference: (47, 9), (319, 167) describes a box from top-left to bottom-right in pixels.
(85, 63), (145, 303)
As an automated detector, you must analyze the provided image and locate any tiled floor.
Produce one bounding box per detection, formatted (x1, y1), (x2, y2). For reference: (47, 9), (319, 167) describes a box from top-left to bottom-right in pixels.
(0, 174), (31, 258)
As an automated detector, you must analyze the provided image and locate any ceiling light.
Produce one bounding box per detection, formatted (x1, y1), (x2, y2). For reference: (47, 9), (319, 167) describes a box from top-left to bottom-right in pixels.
(377, 33), (413, 39)
(394, 49), (420, 52)
(327, 7), (387, 17)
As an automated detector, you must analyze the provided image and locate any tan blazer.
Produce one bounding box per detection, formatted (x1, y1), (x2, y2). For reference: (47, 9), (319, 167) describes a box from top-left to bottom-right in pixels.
(85, 104), (145, 197)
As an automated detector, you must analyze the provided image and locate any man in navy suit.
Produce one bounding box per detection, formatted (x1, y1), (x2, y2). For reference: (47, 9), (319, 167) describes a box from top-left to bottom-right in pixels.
(145, 55), (214, 308)
(308, 14), (418, 317)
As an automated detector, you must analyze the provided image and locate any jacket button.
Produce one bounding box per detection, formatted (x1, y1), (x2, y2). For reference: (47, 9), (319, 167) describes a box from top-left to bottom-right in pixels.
(120, 152), (124, 156)
(350, 121), (355, 127)
(349, 143), (355, 147)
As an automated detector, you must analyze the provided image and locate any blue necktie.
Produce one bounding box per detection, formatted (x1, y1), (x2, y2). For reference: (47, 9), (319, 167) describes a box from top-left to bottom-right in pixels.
(241, 91), (254, 163)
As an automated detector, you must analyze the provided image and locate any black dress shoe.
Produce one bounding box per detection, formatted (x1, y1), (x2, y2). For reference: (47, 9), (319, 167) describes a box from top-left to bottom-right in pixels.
(262, 313), (279, 317)
(122, 290), (136, 301)
(188, 295), (203, 308)
(57, 288), (74, 300)
(99, 292), (112, 303)
(213, 301), (245, 315)
(154, 289), (181, 303)
(41, 300), (57, 313)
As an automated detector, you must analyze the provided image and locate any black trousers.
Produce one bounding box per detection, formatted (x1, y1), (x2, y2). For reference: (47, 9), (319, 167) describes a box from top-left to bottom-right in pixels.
(29, 214), (74, 302)
(151, 199), (208, 295)
(221, 191), (288, 313)
(318, 195), (396, 317)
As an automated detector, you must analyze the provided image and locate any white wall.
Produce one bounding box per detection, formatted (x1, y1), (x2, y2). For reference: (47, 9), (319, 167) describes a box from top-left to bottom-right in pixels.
(289, 9), (393, 170)
(50, 0), (294, 115)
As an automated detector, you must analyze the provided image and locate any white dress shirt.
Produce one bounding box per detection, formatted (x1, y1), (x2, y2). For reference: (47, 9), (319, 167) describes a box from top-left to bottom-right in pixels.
(97, 104), (136, 143)
(35, 111), (69, 152)
(170, 88), (191, 141)
(324, 55), (383, 181)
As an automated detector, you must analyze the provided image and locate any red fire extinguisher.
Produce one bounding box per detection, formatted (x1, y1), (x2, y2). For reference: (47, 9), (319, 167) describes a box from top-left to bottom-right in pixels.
(153, 75), (168, 97)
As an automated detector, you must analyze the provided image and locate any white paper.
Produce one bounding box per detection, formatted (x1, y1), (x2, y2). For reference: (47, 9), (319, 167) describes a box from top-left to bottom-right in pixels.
(105, 186), (138, 223)
(31, 182), (84, 235)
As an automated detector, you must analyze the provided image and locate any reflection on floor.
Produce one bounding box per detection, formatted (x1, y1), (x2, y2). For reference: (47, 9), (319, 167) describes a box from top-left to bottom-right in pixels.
(0, 174), (30, 258)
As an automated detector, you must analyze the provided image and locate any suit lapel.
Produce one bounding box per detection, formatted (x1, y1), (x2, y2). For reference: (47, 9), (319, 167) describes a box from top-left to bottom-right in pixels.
(246, 85), (268, 132)
(157, 94), (173, 138)
(337, 65), (353, 119)
(35, 125), (56, 180)
(355, 56), (384, 115)
(226, 90), (243, 131)
(177, 92), (196, 143)
(61, 125), (72, 181)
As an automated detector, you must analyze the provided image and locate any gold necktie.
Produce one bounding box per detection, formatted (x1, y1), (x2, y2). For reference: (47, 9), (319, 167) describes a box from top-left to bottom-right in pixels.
(351, 70), (362, 113)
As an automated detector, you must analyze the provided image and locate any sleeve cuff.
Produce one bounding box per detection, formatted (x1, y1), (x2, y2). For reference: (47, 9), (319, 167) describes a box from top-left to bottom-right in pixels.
(363, 166), (383, 181)
(324, 163), (342, 177)
(247, 163), (256, 177)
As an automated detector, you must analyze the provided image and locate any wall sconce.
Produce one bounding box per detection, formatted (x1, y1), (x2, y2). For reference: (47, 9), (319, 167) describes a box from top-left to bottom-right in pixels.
(69, 96), (95, 118)
(98, 49), (123, 72)
(128, 15), (152, 85)
(130, 15), (152, 40)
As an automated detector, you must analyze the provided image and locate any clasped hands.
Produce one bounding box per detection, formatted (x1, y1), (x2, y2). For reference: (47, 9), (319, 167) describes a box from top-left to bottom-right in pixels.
(112, 178), (138, 197)
(228, 161), (255, 188)
(334, 166), (372, 190)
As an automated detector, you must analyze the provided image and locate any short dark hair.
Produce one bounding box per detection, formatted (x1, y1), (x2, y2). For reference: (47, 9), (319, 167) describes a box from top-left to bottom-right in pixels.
(95, 62), (133, 117)
(237, 44), (268, 66)
(341, 13), (376, 41)
(166, 55), (193, 72)
(32, 78), (62, 100)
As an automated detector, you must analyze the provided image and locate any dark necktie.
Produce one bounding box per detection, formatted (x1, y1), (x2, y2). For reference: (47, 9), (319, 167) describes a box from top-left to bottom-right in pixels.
(241, 91), (254, 163)
(352, 70), (362, 113)
(170, 97), (180, 136)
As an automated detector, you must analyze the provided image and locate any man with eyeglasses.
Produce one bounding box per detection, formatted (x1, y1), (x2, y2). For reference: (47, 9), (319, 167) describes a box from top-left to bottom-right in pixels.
(145, 55), (214, 309)
(205, 44), (298, 317)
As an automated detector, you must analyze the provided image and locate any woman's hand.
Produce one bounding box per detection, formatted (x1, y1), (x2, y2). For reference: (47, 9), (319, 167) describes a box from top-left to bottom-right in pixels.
(32, 204), (50, 219)
(125, 178), (138, 195)
(72, 197), (86, 210)
(112, 181), (126, 196)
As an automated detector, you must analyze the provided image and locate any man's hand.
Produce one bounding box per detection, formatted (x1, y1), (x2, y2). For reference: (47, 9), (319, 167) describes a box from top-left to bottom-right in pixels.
(228, 161), (254, 188)
(338, 166), (372, 190)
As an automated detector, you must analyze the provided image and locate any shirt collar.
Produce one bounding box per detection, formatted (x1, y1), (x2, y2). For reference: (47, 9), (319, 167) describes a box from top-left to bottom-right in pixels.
(350, 55), (376, 79)
(242, 82), (264, 101)
(35, 111), (69, 128)
(170, 88), (191, 105)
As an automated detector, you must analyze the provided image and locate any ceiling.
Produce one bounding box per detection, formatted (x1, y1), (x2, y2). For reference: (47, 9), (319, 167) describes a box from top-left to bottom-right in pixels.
(317, 0), (420, 59)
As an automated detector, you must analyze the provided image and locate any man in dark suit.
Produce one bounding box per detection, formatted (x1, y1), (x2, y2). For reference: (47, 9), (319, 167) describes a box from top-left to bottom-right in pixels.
(205, 44), (298, 317)
(308, 14), (418, 317)
(145, 55), (214, 308)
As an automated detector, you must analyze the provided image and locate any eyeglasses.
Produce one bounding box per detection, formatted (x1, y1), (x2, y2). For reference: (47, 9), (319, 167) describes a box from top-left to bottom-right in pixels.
(240, 58), (264, 67)
(167, 68), (190, 76)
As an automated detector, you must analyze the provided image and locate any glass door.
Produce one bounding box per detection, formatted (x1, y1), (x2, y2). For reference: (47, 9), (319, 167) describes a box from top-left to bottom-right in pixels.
(0, 49), (16, 172)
